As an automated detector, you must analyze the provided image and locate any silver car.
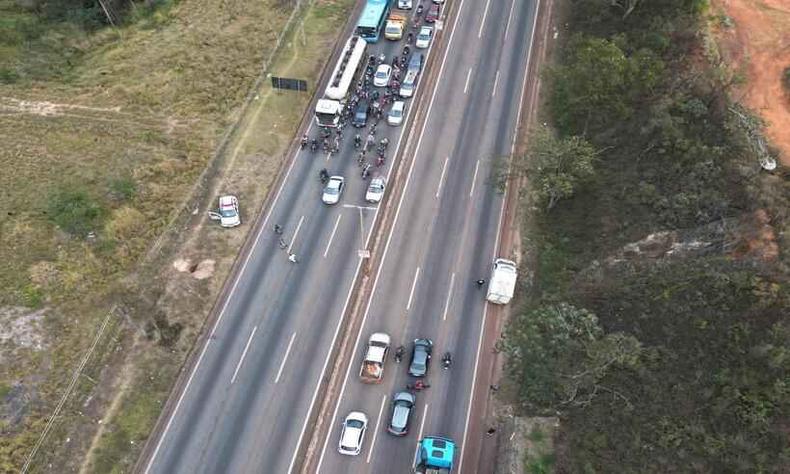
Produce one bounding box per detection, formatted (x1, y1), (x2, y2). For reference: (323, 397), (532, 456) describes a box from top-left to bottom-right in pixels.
(387, 391), (416, 436)
(322, 176), (344, 205)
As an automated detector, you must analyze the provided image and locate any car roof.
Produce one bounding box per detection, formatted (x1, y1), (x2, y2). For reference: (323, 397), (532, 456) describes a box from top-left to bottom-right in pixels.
(419, 26), (432, 33)
(392, 101), (405, 110)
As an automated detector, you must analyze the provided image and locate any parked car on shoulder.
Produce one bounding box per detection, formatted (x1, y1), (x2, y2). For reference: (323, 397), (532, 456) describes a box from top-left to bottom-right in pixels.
(208, 195), (241, 228)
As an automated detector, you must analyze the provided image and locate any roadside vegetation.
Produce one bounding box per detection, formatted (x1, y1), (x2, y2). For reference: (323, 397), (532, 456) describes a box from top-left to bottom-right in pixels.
(0, 0), (352, 470)
(502, 0), (790, 471)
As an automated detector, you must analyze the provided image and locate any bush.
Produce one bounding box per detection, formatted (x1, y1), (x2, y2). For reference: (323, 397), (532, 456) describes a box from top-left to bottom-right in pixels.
(108, 175), (137, 202)
(47, 186), (106, 236)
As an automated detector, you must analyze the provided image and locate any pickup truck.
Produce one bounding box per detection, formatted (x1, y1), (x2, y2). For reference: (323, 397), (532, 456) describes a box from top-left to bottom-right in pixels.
(385, 13), (407, 40)
(359, 332), (391, 383)
(486, 258), (518, 305)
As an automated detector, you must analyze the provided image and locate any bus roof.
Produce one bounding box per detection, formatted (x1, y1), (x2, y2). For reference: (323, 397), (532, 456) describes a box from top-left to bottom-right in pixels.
(357, 0), (389, 28)
(324, 35), (367, 101)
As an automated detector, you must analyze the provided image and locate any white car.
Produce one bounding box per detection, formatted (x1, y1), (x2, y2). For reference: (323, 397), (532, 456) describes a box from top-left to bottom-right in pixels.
(211, 195), (240, 227)
(432, 0), (444, 3)
(322, 176), (344, 205)
(387, 101), (405, 126)
(373, 64), (392, 87)
(398, 0), (412, 8)
(366, 177), (386, 203)
(415, 26), (433, 49)
(338, 411), (368, 456)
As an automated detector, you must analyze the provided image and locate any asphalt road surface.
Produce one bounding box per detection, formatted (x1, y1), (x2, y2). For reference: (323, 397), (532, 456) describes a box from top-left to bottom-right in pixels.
(314, 0), (537, 471)
(143, 6), (441, 474)
(142, 0), (537, 472)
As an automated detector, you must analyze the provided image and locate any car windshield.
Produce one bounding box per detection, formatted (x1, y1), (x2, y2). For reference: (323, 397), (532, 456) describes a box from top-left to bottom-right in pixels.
(325, 186), (339, 195)
(346, 420), (364, 429)
(219, 208), (236, 218)
(376, 70), (387, 79)
(370, 183), (384, 192)
(390, 109), (402, 117)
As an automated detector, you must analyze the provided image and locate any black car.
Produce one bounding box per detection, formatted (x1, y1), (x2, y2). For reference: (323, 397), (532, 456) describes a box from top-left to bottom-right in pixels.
(352, 100), (369, 127)
(408, 338), (433, 377)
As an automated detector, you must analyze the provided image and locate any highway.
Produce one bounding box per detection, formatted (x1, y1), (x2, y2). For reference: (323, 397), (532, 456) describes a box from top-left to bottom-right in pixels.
(140, 0), (537, 472)
(314, 0), (537, 472)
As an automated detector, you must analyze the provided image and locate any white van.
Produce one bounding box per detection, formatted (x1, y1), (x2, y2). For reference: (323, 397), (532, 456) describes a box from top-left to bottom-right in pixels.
(486, 258), (517, 305)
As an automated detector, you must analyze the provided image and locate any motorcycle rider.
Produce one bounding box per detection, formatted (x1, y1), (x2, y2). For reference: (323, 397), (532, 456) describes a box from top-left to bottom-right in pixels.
(319, 168), (329, 183)
(442, 351), (452, 368)
(394, 345), (405, 362)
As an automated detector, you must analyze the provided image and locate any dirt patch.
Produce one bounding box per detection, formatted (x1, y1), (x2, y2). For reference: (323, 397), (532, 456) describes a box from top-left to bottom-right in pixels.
(0, 306), (48, 355)
(712, 0), (790, 165)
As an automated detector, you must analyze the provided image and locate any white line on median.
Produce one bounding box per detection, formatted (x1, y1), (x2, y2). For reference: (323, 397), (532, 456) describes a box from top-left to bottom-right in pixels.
(463, 68), (473, 94)
(324, 214), (342, 258)
(469, 160), (480, 198)
(492, 70), (500, 97)
(442, 272), (456, 321)
(288, 215), (305, 254)
(230, 326), (257, 384)
(275, 332), (297, 384)
(459, 0), (542, 471)
(436, 156), (450, 198)
(407, 267), (421, 311)
(366, 395), (388, 464)
(478, 0), (492, 38)
(314, 0), (470, 468)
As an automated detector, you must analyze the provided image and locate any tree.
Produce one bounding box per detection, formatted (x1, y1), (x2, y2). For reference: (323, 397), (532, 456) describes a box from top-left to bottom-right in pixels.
(524, 128), (597, 211)
(501, 302), (642, 413)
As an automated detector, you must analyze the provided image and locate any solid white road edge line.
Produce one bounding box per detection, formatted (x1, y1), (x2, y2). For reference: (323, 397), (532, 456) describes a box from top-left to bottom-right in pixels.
(314, 0), (469, 467)
(230, 326), (258, 385)
(436, 156), (450, 198)
(366, 395), (388, 464)
(288, 215), (305, 254)
(275, 332), (297, 384)
(478, 0), (492, 38)
(463, 68), (473, 94)
(144, 116), (312, 472)
(457, 0), (542, 471)
(406, 266), (421, 311)
(442, 272), (456, 321)
(469, 160), (480, 198)
(324, 214), (343, 258)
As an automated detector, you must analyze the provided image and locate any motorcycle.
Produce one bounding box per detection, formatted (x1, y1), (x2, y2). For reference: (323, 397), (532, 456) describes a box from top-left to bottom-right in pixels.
(300, 134), (308, 149)
(361, 163), (371, 180)
(394, 346), (405, 363)
(310, 139), (319, 152)
(442, 352), (452, 370)
(354, 135), (362, 149)
(376, 154), (385, 167)
(417, 4), (424, 15)
(319, 168), (329, 184)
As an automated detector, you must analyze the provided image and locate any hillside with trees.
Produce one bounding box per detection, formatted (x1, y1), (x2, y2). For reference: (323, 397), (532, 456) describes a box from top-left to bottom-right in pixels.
(503, 0), (790, 471)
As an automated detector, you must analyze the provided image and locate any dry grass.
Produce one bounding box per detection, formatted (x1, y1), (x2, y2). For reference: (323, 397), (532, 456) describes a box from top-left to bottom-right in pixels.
(0, 0), (352, 470)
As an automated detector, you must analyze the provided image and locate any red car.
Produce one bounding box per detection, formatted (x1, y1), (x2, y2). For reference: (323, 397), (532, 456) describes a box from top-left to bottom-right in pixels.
(425, 3), (440, 23)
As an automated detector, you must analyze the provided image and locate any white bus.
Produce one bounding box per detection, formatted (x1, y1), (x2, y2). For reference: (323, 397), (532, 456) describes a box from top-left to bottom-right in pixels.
(315, 35), (368, 127)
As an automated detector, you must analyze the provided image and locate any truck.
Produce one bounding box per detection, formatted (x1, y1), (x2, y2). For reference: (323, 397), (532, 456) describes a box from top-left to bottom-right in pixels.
(359, 332), (391, 383)
(414, 436), (455, 473)
(314, 35), (367, 127)
(384, 12), (407, 40)
(486, 258), (518, 305)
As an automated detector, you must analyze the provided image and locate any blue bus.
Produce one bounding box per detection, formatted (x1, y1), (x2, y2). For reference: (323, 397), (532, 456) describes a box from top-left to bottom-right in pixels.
(356, 0), (391, 43)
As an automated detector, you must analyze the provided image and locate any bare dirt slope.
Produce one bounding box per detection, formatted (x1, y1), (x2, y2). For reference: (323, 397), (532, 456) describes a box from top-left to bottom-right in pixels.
(713, 0), (790, 165)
